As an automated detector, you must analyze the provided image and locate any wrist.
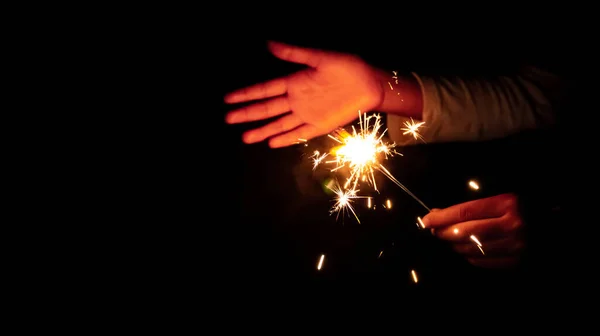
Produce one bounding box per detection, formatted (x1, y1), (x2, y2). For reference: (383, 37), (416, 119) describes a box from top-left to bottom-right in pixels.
(374, 68), (423, 119)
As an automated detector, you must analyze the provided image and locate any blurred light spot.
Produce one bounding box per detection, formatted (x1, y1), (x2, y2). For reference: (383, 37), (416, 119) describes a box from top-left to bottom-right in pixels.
(317, 254), (325, 270)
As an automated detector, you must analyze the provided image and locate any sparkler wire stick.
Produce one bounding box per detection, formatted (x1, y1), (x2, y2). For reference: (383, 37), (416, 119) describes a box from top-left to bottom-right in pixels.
(375, 164), (431, 212)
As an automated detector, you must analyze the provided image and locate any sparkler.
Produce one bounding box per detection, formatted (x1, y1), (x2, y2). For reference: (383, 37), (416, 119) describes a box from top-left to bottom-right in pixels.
(325, 179), (367, 224)
(311, 150), (328, 170)
(326, 112), (396, 192)
(314, 111), (431, 215)
(401, 118), (426, 142)
(295, 71), (486, 280)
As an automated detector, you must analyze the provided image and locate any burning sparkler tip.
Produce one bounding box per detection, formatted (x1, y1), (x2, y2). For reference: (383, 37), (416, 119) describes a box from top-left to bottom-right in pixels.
(308, 110), (431, 221)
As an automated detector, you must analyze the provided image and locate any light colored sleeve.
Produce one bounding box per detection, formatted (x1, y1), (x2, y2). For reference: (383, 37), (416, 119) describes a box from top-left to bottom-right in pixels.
(387, 66), (562, 145)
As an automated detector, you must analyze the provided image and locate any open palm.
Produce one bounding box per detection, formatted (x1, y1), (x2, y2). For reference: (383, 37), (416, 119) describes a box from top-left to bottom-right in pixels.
(224, 41), (384, 148)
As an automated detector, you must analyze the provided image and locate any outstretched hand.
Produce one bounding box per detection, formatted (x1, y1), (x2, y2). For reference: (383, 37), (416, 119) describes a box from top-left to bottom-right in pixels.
(224, 41), (384, 148)
(421, 193), (525, 269)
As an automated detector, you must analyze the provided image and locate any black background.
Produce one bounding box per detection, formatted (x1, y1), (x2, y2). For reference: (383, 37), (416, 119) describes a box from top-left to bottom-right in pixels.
(109, 14), (592, 309)
(206, 30), (572, 294)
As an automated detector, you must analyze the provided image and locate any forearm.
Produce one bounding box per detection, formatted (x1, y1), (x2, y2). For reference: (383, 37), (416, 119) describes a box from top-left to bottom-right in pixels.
(380, 66), (562, 145)
(374, 68), (423, 119)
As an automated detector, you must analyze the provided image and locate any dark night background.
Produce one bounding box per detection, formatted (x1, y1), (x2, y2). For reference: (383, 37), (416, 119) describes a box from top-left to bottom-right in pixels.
(110, 15), (594, 310)
(204, 28), (578, 298)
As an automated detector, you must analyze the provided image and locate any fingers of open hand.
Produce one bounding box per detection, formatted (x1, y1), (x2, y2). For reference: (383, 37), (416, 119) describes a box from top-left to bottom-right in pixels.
(226, 96), (290, 124)
(268, 124), (320, 148)
(267, 41), (325, 68)
(242, 114), (303, 144)
(224, 77), (287, 105)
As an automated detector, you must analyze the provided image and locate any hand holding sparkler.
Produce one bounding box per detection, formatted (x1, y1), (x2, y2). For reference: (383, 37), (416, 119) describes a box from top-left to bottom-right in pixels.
(420, 193), (525, 269)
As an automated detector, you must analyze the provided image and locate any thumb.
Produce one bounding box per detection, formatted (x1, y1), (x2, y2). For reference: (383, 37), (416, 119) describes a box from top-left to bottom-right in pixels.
(267, 41), (324, 68)
(427, 209), (441, 235)
(421, 208), (441, 228)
